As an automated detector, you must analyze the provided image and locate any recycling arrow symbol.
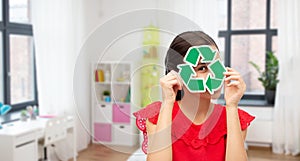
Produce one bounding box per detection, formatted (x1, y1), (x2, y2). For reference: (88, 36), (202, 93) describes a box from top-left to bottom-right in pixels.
(177, 45), (226, 94)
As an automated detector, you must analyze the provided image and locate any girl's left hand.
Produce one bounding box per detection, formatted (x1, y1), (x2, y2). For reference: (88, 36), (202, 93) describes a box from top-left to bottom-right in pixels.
(223, 67), (246, 107)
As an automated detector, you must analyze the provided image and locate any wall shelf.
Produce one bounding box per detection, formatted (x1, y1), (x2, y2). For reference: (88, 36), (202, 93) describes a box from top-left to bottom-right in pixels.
(91, 61), (139, 146)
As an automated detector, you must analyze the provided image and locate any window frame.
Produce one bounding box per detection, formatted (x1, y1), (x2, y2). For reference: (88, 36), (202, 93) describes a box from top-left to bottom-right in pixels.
(1, 0), (38, 112)
(218, 0), (277, 103)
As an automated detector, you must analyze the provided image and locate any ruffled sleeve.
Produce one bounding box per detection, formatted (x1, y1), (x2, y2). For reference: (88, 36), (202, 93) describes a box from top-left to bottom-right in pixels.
(238, 108), (255, 131)
(132, 101), (162, 154)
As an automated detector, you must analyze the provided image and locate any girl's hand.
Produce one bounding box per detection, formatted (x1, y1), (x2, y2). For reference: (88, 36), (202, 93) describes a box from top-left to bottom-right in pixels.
(160, 70), (182, 103)
(223, 68), (246, 108)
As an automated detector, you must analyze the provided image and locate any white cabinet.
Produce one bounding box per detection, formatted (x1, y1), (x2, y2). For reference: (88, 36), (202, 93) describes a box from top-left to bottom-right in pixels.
(0, 130), (38, 161)
(91, 61), (139, 146)
(94, 103), (112, 123)
(15, 141), (37, 161)
(240, 106), (274, 147)
(112, 124), (133, 145)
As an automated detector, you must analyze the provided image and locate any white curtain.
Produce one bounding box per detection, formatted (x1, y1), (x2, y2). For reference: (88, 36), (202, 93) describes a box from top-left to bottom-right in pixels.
(31, 0), (86, 160)
(272, 0), (300, 156)
(31, 0), (76, 117)
(186, 0), (219, 41)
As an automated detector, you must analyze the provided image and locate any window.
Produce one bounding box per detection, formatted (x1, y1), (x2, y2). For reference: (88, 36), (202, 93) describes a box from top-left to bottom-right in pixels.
(218, 0), (277, 103)
(9, 0), (31, 24)
(1, 0), (38, 112)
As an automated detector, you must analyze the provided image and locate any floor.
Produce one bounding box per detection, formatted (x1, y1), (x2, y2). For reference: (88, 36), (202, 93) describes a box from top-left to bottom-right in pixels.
(75, 144), (300, 161)
(75, 144), (138, 161)
(247, 146), (300, 161)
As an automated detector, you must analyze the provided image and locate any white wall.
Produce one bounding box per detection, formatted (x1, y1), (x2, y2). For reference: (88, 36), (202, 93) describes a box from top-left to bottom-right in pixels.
(240, 106), (274, 147)
(73, 0), (220, 150)
(73, 0), (159, 150)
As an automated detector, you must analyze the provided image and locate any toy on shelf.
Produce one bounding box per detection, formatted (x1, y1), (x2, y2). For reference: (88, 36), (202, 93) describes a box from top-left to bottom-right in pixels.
(116, 71), (130, 82)
(104, 71), (111, 82)
(95, 69), (104, 82)
(103, 90), (111, 102)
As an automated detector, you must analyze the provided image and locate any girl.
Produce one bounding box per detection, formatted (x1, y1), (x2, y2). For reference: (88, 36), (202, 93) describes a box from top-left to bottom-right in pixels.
(133, 31), (255, 161)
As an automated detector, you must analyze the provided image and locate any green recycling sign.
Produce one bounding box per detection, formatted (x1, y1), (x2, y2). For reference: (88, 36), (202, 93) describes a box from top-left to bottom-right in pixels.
(177, 45), (226, 94)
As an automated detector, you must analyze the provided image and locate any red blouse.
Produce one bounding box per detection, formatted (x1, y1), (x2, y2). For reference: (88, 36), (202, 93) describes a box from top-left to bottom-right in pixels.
(133, 101), (255, 161)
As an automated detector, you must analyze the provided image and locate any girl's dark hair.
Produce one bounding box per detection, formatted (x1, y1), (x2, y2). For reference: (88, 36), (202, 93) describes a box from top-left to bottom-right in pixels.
(165, 31), (219, 100)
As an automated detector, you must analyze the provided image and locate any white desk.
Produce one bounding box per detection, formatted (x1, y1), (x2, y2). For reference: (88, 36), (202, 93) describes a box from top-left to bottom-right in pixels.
(0, 116), (77, 161)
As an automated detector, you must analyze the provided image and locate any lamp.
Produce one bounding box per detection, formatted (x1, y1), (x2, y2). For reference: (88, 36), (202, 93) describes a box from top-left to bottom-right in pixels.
(0, 102), (12, 129)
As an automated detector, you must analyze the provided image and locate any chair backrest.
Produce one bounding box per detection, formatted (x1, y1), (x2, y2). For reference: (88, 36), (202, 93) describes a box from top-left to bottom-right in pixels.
(44, 117), (67, 146)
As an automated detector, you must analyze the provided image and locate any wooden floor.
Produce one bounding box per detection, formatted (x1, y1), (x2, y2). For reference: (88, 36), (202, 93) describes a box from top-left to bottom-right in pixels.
(247, 146), (300, 161)
(75, 144), (138, 161)
(75, 144), (300, 161)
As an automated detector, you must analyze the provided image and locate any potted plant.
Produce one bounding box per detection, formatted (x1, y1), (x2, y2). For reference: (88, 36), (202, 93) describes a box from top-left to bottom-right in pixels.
(20, 110), (28, 121)
(103, 90), (111, 102)
(249, 51), (279, 104)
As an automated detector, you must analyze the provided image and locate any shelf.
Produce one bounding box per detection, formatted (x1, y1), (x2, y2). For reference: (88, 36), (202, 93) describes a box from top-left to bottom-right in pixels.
(95, 82), (130, 85)
(96, 102), (131, 105)
(96, 101), (111, 105)
(112, 81), (130, 85)
(113, 102), (130, 104)
(95, 82), (111, 85)
(91, 61), (137, 146)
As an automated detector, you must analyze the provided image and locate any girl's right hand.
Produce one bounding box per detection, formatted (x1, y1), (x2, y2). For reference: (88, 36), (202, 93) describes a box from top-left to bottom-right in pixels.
(160, 70), (182, 103)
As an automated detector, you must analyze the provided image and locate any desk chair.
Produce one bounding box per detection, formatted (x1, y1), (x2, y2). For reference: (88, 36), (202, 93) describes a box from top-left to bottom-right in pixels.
(39, 117), (67, 161)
